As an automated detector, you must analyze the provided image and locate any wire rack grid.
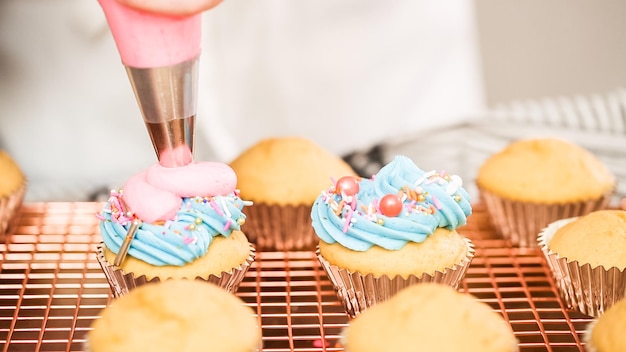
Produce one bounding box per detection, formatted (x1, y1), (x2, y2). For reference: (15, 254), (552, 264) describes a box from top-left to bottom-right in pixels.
(0, 202), (595, 352)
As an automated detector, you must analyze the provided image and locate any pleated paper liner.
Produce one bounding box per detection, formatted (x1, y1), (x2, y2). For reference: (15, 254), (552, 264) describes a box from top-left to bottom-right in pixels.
(317, 237), (475, 319)
(538, 218), (626, 317)
(0, 180), (26, 242)
(479, 186), (613, 248)
(241, 203), (316, 251)
(96, 243), (256, 298)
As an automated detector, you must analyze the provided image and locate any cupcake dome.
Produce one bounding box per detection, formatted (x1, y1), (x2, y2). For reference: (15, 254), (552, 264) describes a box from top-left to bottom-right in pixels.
(476, 137), (614, 203)
(230, 136), (357, 205)
(342, 283), (518, 352)
(87, 280), (261, 352)
(548, 210), (626, 269)
(585, 297), (626, 352)
(0, 150), (27, 238)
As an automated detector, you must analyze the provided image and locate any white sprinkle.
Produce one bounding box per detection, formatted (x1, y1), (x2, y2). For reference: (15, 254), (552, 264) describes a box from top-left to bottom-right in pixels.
(219, 197), (231, 218)
(446, 181), (459, 195)
(451, 175), (463, 186)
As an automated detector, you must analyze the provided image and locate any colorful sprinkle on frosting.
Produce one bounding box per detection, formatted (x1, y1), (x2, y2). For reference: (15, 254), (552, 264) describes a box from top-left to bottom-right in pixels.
(97, 161), (253, 266)
(98, 190), (250, 266)
(311, 155), (472, 251)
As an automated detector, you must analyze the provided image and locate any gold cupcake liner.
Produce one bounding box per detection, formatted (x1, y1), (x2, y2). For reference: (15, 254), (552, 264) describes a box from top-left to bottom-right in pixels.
(317, 237), (475, 319)
(96, 243), (256, 298)
(479, 187), (612, 248)
(538, 218), (626, 317)
(0, 181), (26, 241)
(241, 203), (316, 251)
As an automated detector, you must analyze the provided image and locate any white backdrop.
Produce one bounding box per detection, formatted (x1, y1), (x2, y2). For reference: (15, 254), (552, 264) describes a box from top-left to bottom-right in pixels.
(0, 0), (484, 201)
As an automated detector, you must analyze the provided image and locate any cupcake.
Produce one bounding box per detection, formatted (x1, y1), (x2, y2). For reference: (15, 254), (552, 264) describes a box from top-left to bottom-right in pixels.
(538, 210), (626, 317)
(312, 155), (474, 317)
(341, 283), (519, 352)
(229, 136), (357, 251)
(476, 137), (615, 247)
(85, 280), (261, 352)
(0, 150), (27, 240)
(584, 297), (626, 352)
(96, 161), (255, 297)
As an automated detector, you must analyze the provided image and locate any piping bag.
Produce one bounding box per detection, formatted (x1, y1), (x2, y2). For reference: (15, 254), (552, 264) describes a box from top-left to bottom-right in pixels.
(98, 0), (201, 167)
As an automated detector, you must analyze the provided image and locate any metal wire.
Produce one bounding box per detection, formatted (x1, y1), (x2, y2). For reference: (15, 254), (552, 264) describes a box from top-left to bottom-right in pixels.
(0, 203), (593, 351)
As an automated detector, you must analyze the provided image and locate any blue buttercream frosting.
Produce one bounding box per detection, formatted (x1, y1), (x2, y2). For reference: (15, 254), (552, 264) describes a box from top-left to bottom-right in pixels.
(99, 193), (247, 266)
(311, 155), (472, 251)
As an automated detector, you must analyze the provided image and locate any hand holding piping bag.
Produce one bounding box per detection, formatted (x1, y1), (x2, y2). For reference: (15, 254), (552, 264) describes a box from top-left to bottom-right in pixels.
(97, 0), (223, 167)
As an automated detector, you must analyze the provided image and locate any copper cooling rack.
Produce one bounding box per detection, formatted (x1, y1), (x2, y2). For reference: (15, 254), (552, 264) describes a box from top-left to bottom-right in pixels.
(0, 202), (594, 352)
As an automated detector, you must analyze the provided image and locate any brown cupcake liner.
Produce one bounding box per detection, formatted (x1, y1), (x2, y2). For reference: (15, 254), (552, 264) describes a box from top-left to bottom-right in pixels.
(538, 218), (626, 317)
(241, 203), (316, 251)
(96, 242), (256, 298)
(479, 187), (612, 248)
(0, 181), (26, 242)
(317, 237), (475, 319)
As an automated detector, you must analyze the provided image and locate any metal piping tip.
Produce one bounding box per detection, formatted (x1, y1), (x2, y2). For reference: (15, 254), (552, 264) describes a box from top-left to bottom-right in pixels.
(126, 57), (199, 167)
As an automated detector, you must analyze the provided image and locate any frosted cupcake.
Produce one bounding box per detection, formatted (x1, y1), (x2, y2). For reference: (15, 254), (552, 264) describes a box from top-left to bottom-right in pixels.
(312, 155), (474, 317)
(96, 161), (255, 297)
(86, 280), (261, 352)
(477, 138), (615, 247)
(341, 283), (518, 352)
(538, 210), (626, 317)
(0, 150), (27, 241)
(230, 137), (357, 251)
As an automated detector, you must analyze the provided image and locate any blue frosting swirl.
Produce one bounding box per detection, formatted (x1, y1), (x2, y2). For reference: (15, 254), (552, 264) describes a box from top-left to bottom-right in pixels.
(99, 193), (247, 266)
(311, 155), (472, 251)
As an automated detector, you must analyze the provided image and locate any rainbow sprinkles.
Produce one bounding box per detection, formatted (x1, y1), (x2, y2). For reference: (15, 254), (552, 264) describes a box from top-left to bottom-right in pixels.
(311, 155), (472, 252)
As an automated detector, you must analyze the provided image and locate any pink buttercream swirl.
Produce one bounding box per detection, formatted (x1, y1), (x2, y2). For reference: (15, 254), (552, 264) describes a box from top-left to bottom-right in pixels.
(122, 161), (238, 223)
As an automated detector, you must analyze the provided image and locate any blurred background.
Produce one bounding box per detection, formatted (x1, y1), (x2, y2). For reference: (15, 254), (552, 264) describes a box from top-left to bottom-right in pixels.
(0, 0), (625, 203)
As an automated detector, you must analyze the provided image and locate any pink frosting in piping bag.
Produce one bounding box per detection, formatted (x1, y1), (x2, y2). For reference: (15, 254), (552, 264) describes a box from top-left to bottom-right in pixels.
(97, 0), (201, 68)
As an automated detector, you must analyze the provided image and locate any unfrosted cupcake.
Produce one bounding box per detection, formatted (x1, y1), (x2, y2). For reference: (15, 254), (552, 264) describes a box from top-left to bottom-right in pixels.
(312, 155), (474, 317)
(341, 283), (519, 352)
(538, 210), (626, 317)
(86, 280), (261, 352)
(230, 136), (357, 251)
(477, 137), (615, 247)
(96, 161), (255, 297)
(584, 297), (626, 352)
(0, 150), (27, 240)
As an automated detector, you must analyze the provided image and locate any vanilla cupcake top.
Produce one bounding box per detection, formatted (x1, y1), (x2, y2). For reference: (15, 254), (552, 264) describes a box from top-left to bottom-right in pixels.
(585, 297), (626, 352)
(311, 155), (472, 251)
(342, 283), (518, 352)
(476, 138), (615, 203)
(548, 210), (626, 269)
(97, 162), (251, 267)
(0, 150), (25, 195)
(230, 137), (357, 205)
(87, 280), (261, 352)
